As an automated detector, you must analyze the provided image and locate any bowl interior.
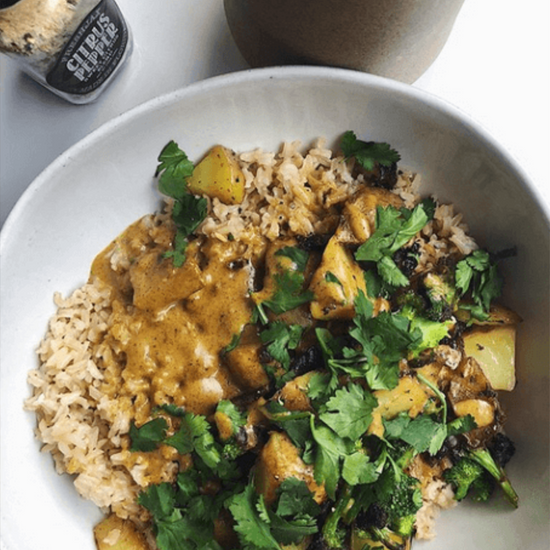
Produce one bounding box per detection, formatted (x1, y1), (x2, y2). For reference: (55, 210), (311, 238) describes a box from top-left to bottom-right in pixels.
(1, 66), (548, 550)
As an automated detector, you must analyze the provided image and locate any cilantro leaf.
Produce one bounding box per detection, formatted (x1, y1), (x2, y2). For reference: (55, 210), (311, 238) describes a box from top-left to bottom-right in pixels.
(262, 401), (313, 451)
(262, 271), (315, 314)
(163, 231), (189, 268)
(310, 418), (354, 498)
(156, 403), (187, 417)
(319, 383), (378, 441)
(171, 192), (208, 237)
(275, 478), (321, 518)
(275, 246), (310, 272)
(356, 206), (403, 262)
(376, 255), (410, 287)
(228, 484), (280, 549)
(397, 414), (447, 454)
(215, 400), (247, 437)
(315, 299), (402, 392)
(175, 470), (201, 506)
(447, 414), (478, 437)
(156, 141), (208, 268)
(260, 321), (304, 369)
(342, 452), (379, 486)
(268, 514), (318, 545)
(355, 202), (432, 287)
(129, 417), (168, 452)
(138, 482), (176, 520)
(183, 412), (221, 470)
(456, 249), (504, 317)
(312, 439), (343, 499)
(156, 141), (194, 200)
(341, 131), (401, 171)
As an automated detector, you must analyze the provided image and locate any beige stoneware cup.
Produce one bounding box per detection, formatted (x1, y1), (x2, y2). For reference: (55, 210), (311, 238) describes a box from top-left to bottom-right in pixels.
(224, 0), (464, 83)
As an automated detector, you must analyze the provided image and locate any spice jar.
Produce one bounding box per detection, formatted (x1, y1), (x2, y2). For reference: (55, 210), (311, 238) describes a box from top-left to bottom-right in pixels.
(0, 0), (132, 104)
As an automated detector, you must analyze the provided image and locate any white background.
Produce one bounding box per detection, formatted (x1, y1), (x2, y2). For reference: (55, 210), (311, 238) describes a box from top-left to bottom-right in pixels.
(1, 0), (549, 227)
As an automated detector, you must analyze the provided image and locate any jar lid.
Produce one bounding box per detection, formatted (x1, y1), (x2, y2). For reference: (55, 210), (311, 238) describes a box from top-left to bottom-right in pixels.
(0, 0), (22, 9)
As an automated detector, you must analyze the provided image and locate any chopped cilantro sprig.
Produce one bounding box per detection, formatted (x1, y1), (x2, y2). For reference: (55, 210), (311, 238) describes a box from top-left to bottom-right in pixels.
(455, 249), (504, 320)
(156, 141), (208, 267)
(254, 246), (314, 319)
(355, 200), (434, 287)
(341, 130), (401, 171)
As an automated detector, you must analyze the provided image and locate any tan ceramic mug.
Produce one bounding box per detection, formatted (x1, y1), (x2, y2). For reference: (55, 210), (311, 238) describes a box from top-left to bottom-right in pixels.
(224, 0), (464, 83)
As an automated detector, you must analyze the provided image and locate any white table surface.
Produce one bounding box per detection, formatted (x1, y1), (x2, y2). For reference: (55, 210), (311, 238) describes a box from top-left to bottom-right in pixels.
(1, 0), (549, 229)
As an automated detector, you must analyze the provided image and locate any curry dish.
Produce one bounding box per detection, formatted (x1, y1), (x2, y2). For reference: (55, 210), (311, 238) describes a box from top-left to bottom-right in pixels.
(25, 133), (520, 550)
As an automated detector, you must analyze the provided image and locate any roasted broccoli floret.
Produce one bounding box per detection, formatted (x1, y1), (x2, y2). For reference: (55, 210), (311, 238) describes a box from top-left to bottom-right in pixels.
(444, 456), (489, 501)
(321, 485), (352, 549)
(490, 433), (516, 467)
(445, 447), (518, 507)
(423, 272), (457, 321)
(386, 473), (423, 521)
(350, 462), (421, 548)
(355, 503), (389, 531)
(469, 473), (495, 502)
(468, 447), (518, 507)
(390, 514), (416, 538)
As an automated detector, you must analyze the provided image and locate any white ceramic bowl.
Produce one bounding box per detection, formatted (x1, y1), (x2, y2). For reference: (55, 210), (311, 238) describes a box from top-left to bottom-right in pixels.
(1, 66), (548, 550)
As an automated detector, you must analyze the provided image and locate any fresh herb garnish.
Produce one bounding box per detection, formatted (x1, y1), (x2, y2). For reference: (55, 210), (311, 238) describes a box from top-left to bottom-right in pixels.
(156, 141), (208, 267)
(129, 417), (168, 452)
(259, 321), (304, 369)
(355, 201), (434, 287)
(253, 246), (314, 317)
(455, 249), (504, 320)
(319, 383), (378, 441)
(341, 130), (401, 171)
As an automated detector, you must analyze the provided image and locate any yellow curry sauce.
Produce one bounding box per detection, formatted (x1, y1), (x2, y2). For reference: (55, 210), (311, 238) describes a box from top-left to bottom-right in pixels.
(89, 214), (271, 484)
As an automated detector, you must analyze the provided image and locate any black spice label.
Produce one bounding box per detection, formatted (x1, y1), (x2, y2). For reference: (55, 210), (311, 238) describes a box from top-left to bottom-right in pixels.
(46, 0), (129, 95)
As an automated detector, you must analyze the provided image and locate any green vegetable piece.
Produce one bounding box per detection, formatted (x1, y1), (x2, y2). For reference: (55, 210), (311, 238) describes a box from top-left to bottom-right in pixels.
(342, 452), (379, 486)
(228, 484), (281, 549)
(319, 383), (378, 441)
(455, 249), (504, 319)
(444, 457), (486, 501)
(355, 202), (432, 288)
(156, 140), (194, 200)
(468, 448), (519, 508)
(260, 321), (304, 369)
(263, 270), (315, 315)
(156, 141), (208, 267)
(341, 131), (401, 171)
(129, 417), (168, 452)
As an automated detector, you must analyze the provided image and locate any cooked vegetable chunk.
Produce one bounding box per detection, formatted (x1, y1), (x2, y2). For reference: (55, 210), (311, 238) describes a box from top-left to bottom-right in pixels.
(453, 398), (495, 428)
(309, 235), (368, 320)
(463, 325), (517, 391)
(254, 432), (326, 506)
(186, 145), (245, 204)
(94, 515), (148, 550)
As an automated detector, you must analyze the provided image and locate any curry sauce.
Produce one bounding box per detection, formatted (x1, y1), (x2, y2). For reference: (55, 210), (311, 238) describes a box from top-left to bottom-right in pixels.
(90, 215), (268, 426)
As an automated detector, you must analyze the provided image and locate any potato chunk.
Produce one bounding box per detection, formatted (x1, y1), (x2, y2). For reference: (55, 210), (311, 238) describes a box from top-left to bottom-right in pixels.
(187, 145), (245, 204)
(94, 514), (148, 550)
(453, 398), (495, 427)
(254, 432), (326, 506)
(463, 325), (516, 391)
(309, 235), (367, 320)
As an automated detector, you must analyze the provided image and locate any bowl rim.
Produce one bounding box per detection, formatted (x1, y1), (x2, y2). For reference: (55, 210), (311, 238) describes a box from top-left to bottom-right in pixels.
(1, 65), (548, 252)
